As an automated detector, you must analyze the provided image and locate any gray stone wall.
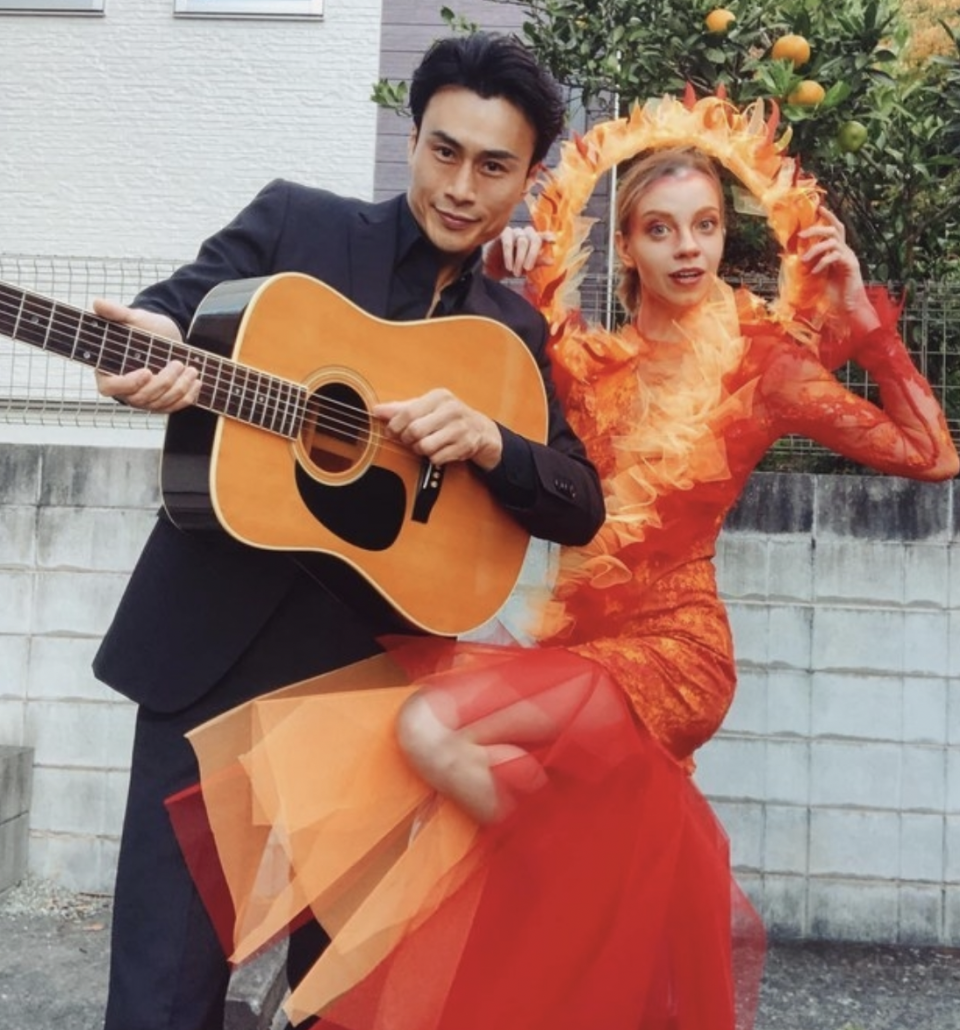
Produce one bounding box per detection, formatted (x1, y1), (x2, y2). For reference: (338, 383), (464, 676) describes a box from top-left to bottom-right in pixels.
(0, 443), (957, 946)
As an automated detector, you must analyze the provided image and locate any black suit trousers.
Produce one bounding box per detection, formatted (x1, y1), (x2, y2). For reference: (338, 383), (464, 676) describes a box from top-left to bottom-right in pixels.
(104, 568), (382, 1030)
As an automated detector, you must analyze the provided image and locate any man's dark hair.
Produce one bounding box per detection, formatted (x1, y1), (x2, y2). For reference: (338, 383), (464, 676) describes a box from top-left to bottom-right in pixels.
(409, 32), (566, 167)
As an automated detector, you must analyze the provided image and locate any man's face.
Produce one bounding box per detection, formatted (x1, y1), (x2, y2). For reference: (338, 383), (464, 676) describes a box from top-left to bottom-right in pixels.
(407, 86), (539, 263)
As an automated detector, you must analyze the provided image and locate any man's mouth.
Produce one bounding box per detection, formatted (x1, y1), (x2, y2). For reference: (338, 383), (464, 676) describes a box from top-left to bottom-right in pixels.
(436, 210), (477, 231)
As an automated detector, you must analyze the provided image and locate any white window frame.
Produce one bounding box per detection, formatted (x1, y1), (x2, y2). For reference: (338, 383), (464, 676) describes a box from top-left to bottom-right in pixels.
(174, 0), (323, 17)
(0, 1), (104, 12)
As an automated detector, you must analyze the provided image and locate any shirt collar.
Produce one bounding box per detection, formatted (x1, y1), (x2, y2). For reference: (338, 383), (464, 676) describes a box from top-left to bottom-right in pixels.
(397, 197), (484, 282)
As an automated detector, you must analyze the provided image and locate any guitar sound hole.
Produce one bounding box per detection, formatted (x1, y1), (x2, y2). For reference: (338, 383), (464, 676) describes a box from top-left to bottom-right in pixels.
(302, 382), (370, 474)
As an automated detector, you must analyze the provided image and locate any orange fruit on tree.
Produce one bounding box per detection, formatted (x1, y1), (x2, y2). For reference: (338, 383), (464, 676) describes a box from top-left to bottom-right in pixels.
(704, 8), (736, 34)
(787, 80), (826, 106)
(772, 33), (812, 67)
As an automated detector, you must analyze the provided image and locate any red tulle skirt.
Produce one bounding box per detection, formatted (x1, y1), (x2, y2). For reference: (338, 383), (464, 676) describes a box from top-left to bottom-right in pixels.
(167, 639), (764, 1029)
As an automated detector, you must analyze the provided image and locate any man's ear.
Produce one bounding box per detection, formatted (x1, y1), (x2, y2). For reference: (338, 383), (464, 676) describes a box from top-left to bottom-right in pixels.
(522, 162), (542, 196)
(407, 127), (419, 164)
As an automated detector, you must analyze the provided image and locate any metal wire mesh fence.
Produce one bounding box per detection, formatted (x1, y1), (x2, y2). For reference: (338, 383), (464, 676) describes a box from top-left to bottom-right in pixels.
(0, 253), (181, 429)
(1, 254), (957, 471)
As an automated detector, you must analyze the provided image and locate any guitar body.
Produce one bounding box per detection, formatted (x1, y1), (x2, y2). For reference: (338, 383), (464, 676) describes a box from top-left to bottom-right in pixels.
(161, 273), (549, 636)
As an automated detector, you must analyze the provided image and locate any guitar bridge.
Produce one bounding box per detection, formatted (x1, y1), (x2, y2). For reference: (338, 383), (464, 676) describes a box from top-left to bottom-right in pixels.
(411, 460), (444, 523)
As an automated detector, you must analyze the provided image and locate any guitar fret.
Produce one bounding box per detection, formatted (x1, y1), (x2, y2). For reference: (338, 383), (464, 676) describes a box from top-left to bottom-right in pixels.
(279, 380), (298, 437)
(1, 278), (307, 443)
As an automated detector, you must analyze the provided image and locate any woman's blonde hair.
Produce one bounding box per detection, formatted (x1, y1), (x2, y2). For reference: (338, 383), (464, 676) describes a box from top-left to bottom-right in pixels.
(615, 147), (726, 315)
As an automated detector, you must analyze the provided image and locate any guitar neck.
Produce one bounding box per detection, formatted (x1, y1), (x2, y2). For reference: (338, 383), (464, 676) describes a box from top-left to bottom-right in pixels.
(0, 280), (306, 438)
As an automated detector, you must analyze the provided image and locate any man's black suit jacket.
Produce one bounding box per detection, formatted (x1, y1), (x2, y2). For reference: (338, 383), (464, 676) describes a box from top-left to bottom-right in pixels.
(93, 181), (604, 715)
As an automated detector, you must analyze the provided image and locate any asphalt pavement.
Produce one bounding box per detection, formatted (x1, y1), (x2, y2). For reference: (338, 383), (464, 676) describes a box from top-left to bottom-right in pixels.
(1, 879), (959, 1030)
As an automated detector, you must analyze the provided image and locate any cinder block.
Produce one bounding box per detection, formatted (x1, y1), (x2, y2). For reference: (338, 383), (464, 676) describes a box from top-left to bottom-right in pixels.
(37, 506), (154, 573)
(808, 878), (899, 942)
(695, 736), (766, 801)
(812, 606), (904, 675)
(0, 813), (30, 892)
(27, 831), (119, 894)
(810, 673), (901, 742)
(767, 605), (813, 671)
(0, 447), (41, 505)
(763, 804), (809, 875)
(765, 739), (810, 806)
(899, 813), (945, 882)
(0, 745), (33, 892)
(902, 677), (949, 745)
(32, 569), (130, 636)
(0, 506), (37, 567)
(947, 751), (960, 816)
(715, 536), (769, 600)
(0, 700), (26, 746)
(39, 445), (160, 510)
(809, 809), (900, 879)
(948, 541), (960, 608)
(721, 668), (767, 736)
(813, 540), (904, 606)
(725, 603), (770, 667)
(896, 884), (943, 945)
(950, 610), (960, 680)
(766, 538), (815, 603)
(903, 543), (951, 607)
(24, 700), (135, 769)
(30, 766), (110, 836)
(0, 745), (33, 824)
(902, 610), (950, 677)
(0, 571), (34, 634)
(901, 746), (946, 813)
(946, 815), (960, 882)
(0, 635), (30, 704)
(26, 636), (115, 703)
(949, 683), (960, 748)
(761, 874), (808, 938)
(711, 799), (763, 871)
(765, 669), (812, 737)
(810, 740), (900, 809)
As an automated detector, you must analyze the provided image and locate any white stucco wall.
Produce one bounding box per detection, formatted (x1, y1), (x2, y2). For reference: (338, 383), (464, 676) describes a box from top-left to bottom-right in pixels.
(0, 0), (382, 260)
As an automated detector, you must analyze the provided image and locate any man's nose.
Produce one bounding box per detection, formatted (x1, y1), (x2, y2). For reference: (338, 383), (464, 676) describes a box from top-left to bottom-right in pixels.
(446, 163), (477, 202)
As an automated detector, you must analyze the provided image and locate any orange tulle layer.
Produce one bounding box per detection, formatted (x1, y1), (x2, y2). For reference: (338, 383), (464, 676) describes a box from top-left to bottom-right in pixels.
(168, 639), (764, 1030)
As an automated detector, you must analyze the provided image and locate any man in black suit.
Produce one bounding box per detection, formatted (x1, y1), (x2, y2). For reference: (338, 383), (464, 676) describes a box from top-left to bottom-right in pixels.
(92, 32), (604, 1030)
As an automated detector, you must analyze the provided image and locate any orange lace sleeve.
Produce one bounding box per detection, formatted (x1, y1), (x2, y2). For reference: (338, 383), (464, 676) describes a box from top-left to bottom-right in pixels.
(758, 317), (958, 480)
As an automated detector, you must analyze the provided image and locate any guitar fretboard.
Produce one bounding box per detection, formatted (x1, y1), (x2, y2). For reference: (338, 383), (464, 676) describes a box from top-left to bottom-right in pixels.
(0, 281), (306, 439)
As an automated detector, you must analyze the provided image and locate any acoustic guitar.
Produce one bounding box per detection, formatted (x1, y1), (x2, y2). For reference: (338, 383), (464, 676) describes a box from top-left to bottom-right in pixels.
(0, 272), (548, 635)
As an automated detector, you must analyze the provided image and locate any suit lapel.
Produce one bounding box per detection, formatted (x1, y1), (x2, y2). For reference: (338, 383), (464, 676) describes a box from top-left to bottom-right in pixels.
(348, 195), (403, 318)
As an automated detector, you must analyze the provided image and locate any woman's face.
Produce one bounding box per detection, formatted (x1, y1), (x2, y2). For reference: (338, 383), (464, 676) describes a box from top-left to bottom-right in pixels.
(616, 169), (725, 315)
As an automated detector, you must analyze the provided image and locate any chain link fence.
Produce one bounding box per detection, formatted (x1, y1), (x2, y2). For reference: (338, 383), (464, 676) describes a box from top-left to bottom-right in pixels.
(1, 253), (957, 469)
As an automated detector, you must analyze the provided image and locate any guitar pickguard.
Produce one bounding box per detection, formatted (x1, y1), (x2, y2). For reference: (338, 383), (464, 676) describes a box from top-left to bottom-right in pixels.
(294, 462), (406, 551)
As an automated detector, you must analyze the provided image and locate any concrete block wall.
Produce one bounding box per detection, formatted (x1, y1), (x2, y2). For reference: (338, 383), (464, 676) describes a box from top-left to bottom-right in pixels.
(0, 445), (957, 946)
(701, 473), (959, 945)
(0, 745), (33, 892)
(0, 445), (159, 890)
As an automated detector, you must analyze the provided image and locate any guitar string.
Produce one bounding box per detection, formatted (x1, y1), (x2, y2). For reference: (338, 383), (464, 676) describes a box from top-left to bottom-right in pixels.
(0, 295), (442, 465)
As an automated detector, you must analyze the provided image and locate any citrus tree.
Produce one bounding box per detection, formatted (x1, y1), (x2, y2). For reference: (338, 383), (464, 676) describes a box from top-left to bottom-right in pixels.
(468, 0), (960, 283)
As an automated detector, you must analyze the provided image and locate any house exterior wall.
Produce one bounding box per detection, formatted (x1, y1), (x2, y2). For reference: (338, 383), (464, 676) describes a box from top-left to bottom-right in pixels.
(0, 0), (382, 261)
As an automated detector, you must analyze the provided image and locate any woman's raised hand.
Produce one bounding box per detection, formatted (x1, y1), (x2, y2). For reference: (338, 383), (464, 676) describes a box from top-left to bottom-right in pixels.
(482, 225), (556, 280)
(799, 209), (880, 337)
